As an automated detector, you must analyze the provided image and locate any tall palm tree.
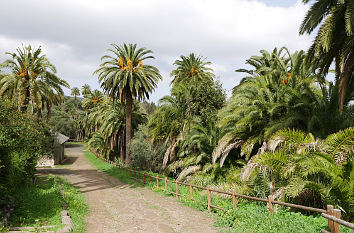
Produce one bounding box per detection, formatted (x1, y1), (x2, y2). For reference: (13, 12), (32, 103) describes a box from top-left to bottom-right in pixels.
(300, 0), (354, 112)
(71, 87), (80, 100)
(81, 84), (91, 97)
(170, 53), (215, 85)
(1, 45), (69, 113)
(94, 43), (162, 165)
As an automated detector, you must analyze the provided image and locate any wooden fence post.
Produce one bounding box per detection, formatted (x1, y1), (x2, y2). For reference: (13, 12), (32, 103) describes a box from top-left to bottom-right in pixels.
(327, 205), (334, 232)
(165, 177), (168, 190)
(333, 209), (341, 233)
(232, 190), (237, 209)
(267, 195), (274, 214)
(189, 184), (193, 199)
(176, 182), (179, 199)
(156, 177), (159, 188)
(207, 188), (211, 211)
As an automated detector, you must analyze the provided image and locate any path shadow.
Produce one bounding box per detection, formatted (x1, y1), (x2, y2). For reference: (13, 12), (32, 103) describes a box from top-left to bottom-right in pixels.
(65, 143), (83, 148)
(36, 168), (127, 194)
(60, 156), (78, 165)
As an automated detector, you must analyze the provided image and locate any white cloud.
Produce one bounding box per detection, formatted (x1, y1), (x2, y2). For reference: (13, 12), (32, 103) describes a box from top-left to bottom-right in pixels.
(0, 0), (312, 102)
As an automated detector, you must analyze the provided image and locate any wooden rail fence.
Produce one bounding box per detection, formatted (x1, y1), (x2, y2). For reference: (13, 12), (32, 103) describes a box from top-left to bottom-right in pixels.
(93, 152), (353, 233)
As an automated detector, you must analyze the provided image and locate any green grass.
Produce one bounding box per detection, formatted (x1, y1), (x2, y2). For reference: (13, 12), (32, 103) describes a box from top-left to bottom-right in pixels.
(83, 149), (136, 185)
(1, 175), (88, 233)
(67, 141), (86, 145)
(59, 177), (89, 233)
(83, 148), (352, 233)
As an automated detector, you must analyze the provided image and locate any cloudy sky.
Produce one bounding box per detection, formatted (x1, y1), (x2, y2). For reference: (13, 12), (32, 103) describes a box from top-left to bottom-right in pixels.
(0, 0), (313, 102)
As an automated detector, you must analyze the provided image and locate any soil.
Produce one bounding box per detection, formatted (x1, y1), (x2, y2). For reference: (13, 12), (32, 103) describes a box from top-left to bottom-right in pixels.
(37, 144), (218, 233)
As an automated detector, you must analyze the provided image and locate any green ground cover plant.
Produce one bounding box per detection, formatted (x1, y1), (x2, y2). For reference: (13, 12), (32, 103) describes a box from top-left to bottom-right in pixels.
(0, 175), (88, 233)
(84, 147), (353, 233)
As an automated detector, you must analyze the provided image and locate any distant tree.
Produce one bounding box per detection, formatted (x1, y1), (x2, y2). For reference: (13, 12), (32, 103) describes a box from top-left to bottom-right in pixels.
(141, 101), (157, 115)
(71, 87), (80, 100)
(81, 84), (91, 96)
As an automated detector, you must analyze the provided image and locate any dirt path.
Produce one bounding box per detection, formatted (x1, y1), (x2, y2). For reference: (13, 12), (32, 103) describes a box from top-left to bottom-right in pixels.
(37, 144), (218, 233)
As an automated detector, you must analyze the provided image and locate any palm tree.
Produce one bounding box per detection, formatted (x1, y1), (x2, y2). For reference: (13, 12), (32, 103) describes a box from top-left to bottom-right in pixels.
(241, 128), (354, 220)
(94, 43), (162, 165)
(169, 119), (220, 181)
(81, 84), (91, 97)
(300, 0), (354, 112)
(170, 53), (215, 85)
(148, 85), (190, 168)
(213, 48), (321, 166)
(71, 87), (80, 100)
(1, 45), (69, 113)
(0, 73), (18, 101)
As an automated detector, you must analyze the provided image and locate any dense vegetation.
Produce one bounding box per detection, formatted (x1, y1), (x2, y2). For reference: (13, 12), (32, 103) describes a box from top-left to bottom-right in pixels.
(0, 45), (70, 223)
(0, 101), (52, 208)
(1, 175), (88, 232)
(83, 148), (353, 233)
(0, 0), (353, 229)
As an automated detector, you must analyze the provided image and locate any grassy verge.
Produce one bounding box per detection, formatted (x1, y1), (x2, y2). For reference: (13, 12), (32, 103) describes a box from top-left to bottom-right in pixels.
(1, 175), (88, 233)
(59, 177), (89, 233)
(83, 148), (350, 233)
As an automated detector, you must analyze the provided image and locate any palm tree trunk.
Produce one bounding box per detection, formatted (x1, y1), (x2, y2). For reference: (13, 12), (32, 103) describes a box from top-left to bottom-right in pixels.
(119, 135), (125, 162)
(46, 102), (52, 120)
(339, 45), (354, 113)
(269, 173), (275, 195)
(125, 93), (132, 166)
(37, 107), (42, 118)
(21, 82), (30, 113)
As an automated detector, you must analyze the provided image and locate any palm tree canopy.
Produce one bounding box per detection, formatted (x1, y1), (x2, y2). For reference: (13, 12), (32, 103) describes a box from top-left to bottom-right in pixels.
(170, 53), (215, 85)
(71, 87), (80, 97)
(94, 43), (162, 102)
(81, 84), (91, 96)
(0, 45), (69, 112)
(300, 0), (354, 112)
(212, 48), (346, 166)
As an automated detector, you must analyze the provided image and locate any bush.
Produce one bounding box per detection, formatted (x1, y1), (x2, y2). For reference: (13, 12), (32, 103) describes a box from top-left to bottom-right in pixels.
(0, 101), (52, 209)
(130, 125), (164, 172)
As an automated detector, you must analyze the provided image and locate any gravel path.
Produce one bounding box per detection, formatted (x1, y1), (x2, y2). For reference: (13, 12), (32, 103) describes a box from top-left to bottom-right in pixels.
(37, 144), (218, 233)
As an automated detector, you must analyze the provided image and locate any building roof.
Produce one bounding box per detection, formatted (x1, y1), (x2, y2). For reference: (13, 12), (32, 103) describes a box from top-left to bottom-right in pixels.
(55, 132), (70, 144)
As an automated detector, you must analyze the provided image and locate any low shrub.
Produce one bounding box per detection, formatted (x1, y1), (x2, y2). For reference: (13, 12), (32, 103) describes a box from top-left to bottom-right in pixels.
(130, 125), (164, 172)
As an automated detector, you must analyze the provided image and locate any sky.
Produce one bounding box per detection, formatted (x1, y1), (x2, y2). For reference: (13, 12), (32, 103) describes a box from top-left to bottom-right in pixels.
(0, 0), (313, 103)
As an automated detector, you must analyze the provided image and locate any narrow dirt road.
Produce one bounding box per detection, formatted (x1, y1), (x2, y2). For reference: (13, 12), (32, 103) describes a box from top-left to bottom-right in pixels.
(38, 144), (218, 233)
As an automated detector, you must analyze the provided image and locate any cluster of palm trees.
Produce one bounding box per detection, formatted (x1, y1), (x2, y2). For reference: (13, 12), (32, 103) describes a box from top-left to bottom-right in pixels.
(0, 45), (69, 118)
(82, 0), (354, 218)
(148, 53), (225, 178)
(213, 47), (353, 166)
